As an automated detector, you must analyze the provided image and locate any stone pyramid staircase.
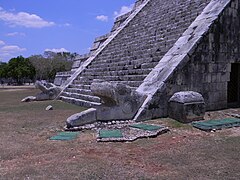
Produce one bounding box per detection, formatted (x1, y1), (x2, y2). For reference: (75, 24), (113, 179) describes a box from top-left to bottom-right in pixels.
(60, 63), (153, 107)
(57, 0), (233, 122)
(59, 0), (213, 109)
(59, 0), (152, 107)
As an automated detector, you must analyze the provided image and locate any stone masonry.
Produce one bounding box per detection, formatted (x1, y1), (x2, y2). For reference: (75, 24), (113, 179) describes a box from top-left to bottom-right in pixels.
(54, 0), (240, 126)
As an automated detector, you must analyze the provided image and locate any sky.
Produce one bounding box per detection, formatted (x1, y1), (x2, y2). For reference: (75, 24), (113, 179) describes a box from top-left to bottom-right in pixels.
(0, 0), (135, 62)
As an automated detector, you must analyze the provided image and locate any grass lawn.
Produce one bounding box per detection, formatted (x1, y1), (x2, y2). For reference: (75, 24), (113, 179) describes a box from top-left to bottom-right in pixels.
(0, 87), (240, 179)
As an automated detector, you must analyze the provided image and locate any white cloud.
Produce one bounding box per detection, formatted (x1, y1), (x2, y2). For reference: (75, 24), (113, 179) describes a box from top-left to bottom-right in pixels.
(0, 45), (27, 61)
(45, 48), (69, 53)
(96, 15), (108, 22)
(114, 4), (134, 18)
(59, 23), (71, 27)
(0, 52), (10, 57)
(0, 40), (5, 46)
(0, 45), (26, 53)
(63, 23), (71, 27)
(5, 32), (26, 37)
(0, 6), (55, 28)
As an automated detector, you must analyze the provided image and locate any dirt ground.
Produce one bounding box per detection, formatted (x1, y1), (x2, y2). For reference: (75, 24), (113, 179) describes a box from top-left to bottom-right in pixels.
(0, 87), (240, 180)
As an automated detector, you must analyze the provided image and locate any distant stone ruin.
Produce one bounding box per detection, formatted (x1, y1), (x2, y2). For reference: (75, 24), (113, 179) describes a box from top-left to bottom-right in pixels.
(53, 0), (240, 127)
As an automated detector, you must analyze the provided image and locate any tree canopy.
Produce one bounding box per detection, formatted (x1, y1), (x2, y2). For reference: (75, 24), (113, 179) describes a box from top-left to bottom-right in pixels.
(29, 51), (75, 81)
(0, 51), (77, 85)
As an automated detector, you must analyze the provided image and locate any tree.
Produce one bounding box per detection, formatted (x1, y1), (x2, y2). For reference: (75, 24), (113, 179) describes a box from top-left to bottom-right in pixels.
(0, 62), (7, 78)
(29, 55), (50, 80)
(0, 62), (8, 84)
(29, 51), (76, 82)
(7, 56), (36, 85)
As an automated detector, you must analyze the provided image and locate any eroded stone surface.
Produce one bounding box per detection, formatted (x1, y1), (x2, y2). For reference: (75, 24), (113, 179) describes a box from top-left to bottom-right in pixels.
(65, 81), (146, 127)
(21, 96), (36, 102)
(134, 0), (233, 121)
(35, 81), (62, 100)
(22, 81), (62, 102)
(46, 105), (53, 111)
(169, 91), (204, 104)
(168, 91), (206, 123)
(91, 80), (146, 121)
(66, 108), (97, 128)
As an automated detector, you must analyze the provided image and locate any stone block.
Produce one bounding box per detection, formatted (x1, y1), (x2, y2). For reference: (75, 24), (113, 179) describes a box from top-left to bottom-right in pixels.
(66, 108), (97, 128)
(54, 77), (62, 86)
(46, 105), (53, 111)
(21, 96), (36, 102)
(168, 91), (205, 123)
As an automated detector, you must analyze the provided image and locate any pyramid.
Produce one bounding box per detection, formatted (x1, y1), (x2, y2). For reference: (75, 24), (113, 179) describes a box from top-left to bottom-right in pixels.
(54, 0), (240, 127)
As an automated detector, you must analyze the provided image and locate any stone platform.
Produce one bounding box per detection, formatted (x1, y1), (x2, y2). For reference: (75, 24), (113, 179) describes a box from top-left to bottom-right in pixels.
(65, 121), (169, 142)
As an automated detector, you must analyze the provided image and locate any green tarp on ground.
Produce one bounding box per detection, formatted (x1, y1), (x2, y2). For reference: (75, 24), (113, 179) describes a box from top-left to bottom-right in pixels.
(130, 124), (164, 131)
(50, 132), (79, 141)
(99, 129), (123, 139)
(192, 118), (240, 131)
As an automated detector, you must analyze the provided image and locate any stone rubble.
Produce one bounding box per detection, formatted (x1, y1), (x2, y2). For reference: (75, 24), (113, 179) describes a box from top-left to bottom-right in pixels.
(46, 105), (53, 111)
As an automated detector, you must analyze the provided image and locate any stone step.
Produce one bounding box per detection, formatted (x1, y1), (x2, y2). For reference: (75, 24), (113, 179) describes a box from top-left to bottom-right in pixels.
(60, 96), (101, 108)
(74, 75), (147, 84)
(93, 56), (151, 64)
(108, 81), (142, 87)
(65, 88), (93, 96)
(72, 79), (144, 88)
(86, 61), (158, 72)
(90, 60), (131, 68)
(82, 68), (153, 77)
(62, 92), (101, 103)
(141, 62), (159, 69)
(104, 75), (147, 82)
(73, 80), (91, 85)
(88, 65), (135, 71)
(89, 59), (150, 69)
(69, 84), (91, 90)
(76, 76), (93, 81)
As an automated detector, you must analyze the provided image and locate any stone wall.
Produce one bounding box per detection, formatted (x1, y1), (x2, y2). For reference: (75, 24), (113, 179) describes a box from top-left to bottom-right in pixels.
(136, 0), (240, 120)
(166, 0), (240, 111)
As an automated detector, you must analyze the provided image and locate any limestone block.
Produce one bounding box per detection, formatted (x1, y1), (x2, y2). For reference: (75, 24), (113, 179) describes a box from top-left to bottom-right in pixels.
(66, 108), (97, 128)
(168, 91), (205, 123)
(22, 81), (62, 102)
(36, 92), (51, 101)
(46, 105), (53, 111)
(35, 81), (62, 100)
(54, 77), (62, 86)
(21, 96), (36, 102)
